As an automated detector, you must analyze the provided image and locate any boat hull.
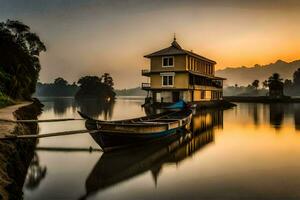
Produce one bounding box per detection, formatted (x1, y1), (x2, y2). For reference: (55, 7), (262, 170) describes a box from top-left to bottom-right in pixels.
(83, 109), (193, 152)
(90, 128), (184, 152)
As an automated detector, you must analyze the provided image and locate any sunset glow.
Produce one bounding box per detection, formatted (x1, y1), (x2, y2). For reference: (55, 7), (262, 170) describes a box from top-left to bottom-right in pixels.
(1, 0), (300, 88)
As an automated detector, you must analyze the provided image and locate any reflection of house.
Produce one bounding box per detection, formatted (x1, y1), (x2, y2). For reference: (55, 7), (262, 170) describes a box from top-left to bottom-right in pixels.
(142, 37), (225, 103)
(82, 109), (223, 198)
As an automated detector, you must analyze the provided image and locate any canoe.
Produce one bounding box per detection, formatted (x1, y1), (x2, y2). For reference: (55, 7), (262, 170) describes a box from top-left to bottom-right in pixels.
(79, 109), (193, 152)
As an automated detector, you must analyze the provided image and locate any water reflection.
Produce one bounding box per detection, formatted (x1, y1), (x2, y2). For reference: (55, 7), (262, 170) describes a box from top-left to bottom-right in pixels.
(269, 104), (284, 130)
(53, 98), (74, 115)
(241, 103), (300, 131)
(80, 109), (223, 199)
(24, 153), (47, 190)
(295, 105), (300, 130)
(22, 99), (300, 200)
(75, 99), (114, 120)
(39, 97), (115, 120)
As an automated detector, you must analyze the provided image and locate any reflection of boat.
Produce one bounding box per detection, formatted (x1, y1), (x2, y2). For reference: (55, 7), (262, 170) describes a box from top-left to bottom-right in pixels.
(80, 109), (223, 199)
(79, 109), (193, 152)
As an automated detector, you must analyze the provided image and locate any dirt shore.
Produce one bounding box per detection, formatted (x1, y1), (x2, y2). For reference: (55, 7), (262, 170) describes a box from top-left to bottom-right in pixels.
(0, 100), (43, 200)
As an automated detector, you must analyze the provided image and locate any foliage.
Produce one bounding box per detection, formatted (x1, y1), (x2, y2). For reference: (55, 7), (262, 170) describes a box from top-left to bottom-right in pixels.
(294, 68), (300, 86)
(75, 74), (116, 100)
(0, 19), (46, 100)
(284, 68), (300, 96)
(266, 73), (284, 97)
(35, 78), (79, 97)
(0, 91), (14, 108)
(228, 70), (300, 97)
(224, 85), (267, 96)
(251, 80), (259, 90)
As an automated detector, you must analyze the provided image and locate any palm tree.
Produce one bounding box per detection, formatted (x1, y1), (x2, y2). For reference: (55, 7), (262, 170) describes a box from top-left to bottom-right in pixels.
(252, 80), (259, 90)
(262, 80), (268, 89)
(267, 73), (284, 97)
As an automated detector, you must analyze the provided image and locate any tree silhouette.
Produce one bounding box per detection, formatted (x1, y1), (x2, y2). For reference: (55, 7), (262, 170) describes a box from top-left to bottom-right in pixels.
(75, 75), (115, 100)
(101, 73), (114, 88)
(252, 80), (259, 90)
(54, 77), (68, 86)
(293, 68), (300, 86)
(267, 73), (284, 97)
(0, 19), (46, 100)
(262, 80), (268, 89)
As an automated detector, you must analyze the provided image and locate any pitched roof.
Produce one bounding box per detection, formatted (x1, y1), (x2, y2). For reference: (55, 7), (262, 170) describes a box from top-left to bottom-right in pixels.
(144, 39), (216, 64)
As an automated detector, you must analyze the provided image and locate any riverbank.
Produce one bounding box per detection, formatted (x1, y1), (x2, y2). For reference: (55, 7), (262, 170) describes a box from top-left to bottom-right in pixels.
(0, 99), (43, 199)
(224, 96), (300, 103)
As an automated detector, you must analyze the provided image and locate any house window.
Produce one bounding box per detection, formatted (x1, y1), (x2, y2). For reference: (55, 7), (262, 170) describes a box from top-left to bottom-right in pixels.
(162, 75), (174, 86)
(201, 90), (205, 99)
(162, 56), (174, 67)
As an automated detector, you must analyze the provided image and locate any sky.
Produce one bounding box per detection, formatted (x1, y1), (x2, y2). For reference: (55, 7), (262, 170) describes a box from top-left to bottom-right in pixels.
(1, 0), (300, 89)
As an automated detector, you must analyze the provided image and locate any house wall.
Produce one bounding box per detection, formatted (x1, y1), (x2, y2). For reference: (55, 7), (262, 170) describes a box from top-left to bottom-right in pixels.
(150, 73), (189, 89)
(187, 55), (215, 76)
(151, 90), (191, 103)
(150, 55), (187, 71)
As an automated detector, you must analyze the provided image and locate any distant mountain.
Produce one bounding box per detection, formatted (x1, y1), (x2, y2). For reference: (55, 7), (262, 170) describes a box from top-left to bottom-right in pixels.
(216, 59), (300, 86)
(115, 87), (146, 96)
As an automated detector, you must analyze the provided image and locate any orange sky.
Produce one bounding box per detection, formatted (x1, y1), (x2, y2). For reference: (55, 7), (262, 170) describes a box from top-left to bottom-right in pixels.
(1, 0), (300, 88)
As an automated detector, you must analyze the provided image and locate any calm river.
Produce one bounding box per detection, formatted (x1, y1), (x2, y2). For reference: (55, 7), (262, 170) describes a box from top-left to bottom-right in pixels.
(23, 97), (300, 200)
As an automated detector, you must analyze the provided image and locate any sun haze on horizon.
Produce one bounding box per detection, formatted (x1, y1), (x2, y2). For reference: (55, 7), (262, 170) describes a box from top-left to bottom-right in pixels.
(1, 0), (300, 89)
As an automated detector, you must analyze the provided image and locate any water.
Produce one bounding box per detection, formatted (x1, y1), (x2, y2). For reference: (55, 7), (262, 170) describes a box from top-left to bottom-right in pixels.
(23, 98), (300, 200)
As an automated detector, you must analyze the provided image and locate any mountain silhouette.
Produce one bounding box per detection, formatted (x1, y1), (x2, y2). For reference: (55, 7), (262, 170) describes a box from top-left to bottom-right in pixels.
(216, 59), (300, 86)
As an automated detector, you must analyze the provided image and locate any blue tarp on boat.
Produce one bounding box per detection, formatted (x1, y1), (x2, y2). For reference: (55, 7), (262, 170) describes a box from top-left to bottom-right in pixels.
(166, 100), (187, 109)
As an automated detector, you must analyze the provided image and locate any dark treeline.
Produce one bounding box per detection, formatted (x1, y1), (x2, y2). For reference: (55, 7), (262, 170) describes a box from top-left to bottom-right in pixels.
(224, 68), (300, 96)
(0, 19), (46, 103)
(115, 87), (147, 96)
(35, 78), (79, 97)
(284, 68), (300, 96)
(36, 73), (116, 101)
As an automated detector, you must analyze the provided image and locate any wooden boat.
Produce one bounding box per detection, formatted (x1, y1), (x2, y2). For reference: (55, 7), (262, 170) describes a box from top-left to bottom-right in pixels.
(78, 108), (193, 152)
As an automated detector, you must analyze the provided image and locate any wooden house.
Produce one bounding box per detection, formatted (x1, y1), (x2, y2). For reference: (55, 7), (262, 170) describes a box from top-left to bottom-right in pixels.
(142, 37), (225, 103)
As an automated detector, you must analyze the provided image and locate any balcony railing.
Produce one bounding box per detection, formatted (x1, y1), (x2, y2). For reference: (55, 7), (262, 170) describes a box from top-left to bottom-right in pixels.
(141, 83), (151, 89)
(141, 69), (150, 76)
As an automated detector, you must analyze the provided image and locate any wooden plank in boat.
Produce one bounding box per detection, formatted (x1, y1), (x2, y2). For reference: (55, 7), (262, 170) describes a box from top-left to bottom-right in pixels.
(95, 121), (173, 126)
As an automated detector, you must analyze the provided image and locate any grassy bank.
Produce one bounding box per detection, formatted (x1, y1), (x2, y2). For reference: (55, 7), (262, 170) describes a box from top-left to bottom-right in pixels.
(0, 92), (14, 108)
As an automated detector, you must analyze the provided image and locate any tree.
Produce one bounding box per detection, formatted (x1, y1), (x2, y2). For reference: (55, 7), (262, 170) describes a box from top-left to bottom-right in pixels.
(54, 77), (68, 86)
(262, 80), (269, 89)
(101, 73), (114, 88)
(75, 75), (116, 100)
(268, 73), (282, 83)
(0, 19), (46, 99)
(284, 79), (293, 87)
(267, 73), (284, 97)
(293, 68), (300, 86)
(252, 80), (259, 90)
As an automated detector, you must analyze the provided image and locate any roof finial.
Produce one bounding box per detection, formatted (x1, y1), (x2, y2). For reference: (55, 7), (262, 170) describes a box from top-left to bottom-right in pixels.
(173, 33), (176, 41)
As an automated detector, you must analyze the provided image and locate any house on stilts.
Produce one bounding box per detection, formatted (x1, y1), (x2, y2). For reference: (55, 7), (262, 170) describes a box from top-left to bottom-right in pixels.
(142, 37), (225, 104)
